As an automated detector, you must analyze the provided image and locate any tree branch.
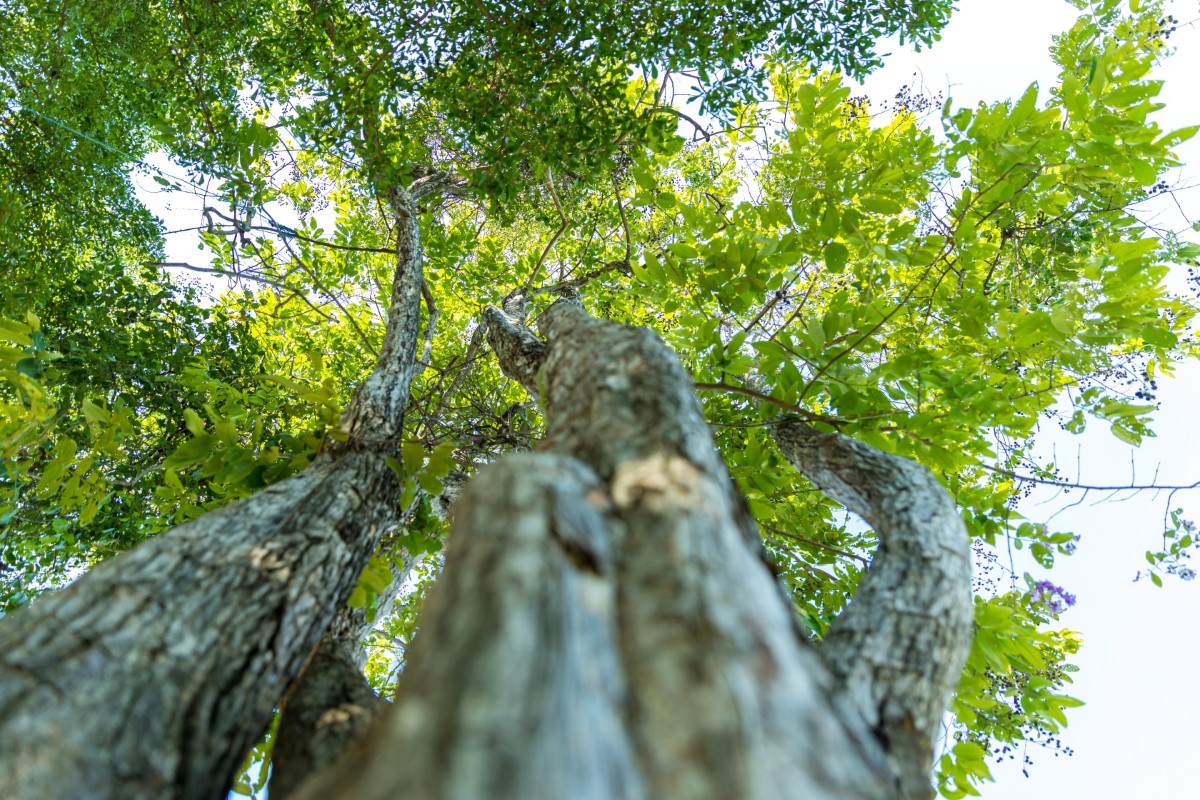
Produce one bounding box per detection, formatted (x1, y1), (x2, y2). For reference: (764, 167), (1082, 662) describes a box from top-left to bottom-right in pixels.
(523, 167), (570, 291)
(772, 420), (972, 800)
(692, 381), (845, 426)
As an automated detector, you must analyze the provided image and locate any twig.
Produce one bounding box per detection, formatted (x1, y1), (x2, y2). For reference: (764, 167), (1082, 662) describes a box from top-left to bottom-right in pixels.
(981, 464), (1200, 492)
(761, 523), (870, 566)
(523, 167), (570, 291)
(692, 381), (844, 426)
(274, 236), (380, 358)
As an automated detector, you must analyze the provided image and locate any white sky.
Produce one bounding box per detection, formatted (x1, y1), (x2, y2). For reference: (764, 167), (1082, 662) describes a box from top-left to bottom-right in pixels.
(855, 1), (1200, 796)
(137, 2), (1200, 796)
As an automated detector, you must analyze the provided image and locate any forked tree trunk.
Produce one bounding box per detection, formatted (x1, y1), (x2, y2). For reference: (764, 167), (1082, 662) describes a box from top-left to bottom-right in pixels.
(293, 297), (972, 800)
(0, 180), (441, 800)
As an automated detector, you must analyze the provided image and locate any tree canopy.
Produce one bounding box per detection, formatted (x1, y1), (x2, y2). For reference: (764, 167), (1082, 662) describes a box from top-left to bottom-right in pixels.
(1, 0), (1197, 796)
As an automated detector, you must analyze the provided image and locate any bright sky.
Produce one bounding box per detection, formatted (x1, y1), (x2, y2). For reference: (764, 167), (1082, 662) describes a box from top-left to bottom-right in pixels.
(855, 1), (1200, 796)
(137, 3), (1200, 796)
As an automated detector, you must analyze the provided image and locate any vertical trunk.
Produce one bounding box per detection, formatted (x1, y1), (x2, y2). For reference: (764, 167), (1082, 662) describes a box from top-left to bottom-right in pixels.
(295, 298), (925, 800)
(0, 183), (434, 800)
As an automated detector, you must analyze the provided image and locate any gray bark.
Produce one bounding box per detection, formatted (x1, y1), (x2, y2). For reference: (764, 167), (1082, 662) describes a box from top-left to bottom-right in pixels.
(294, 298), (937, 800)
(0, 184), (432, 800)
(773, 422), (973, 798)
(270, 466), (465, 796)
(269, 551), (417, 800)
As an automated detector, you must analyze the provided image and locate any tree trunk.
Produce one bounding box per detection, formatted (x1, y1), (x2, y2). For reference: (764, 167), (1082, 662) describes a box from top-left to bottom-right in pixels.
(294, 296), (969, 800)
(0, 181), (438, 800)
(269, 550), (417, 800)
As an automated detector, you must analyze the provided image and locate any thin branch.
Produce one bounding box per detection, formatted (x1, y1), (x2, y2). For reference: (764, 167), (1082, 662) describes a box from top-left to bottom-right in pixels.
(981, 464), (1200, 492)
(149, 262), (297, 297)
(612, 171), (632, 264)
(274, 237), (380, 359)
(761, 523), (870, 566)
(692, 381), (844, 426)
(424, 324), (488, 436)
(528, 259), (630, 297)
(419, 281), (438, 370)
(651, 105), (712, 140)
(259, 227), (396, 255)
(523, 167), (570, 291)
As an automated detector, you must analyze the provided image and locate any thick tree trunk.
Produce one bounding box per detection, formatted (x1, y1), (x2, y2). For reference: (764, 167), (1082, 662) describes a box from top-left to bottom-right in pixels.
(0, 181), (439, 800)
(295, 297), (971, 800)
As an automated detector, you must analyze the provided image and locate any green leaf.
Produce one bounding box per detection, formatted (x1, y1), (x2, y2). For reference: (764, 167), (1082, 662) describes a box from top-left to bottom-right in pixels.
(417, 472), (444, 495)
(183, 409), (206, 436)
(163, 434), (215, 469)
(823, 241), (849, 273)
(82, 399), (110, 426)
(402, 441), (425, 476)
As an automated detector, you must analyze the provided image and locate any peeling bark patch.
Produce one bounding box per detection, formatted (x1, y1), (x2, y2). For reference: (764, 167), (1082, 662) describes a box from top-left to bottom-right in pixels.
(610, 455), (705, 513)
(246, 545), (293, 584)
(315, 704), (373, 730)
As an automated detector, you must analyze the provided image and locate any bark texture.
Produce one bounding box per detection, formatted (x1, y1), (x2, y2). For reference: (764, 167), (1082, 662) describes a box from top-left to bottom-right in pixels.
(295, 299), (913, 800)
(773, 422), (973, 799)
(0, 185), (430, 800)
(269, 551), (417, 800)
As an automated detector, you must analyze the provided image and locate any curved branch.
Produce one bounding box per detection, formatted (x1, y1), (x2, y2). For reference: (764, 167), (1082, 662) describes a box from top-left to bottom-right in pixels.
(772, 420), (972, 800)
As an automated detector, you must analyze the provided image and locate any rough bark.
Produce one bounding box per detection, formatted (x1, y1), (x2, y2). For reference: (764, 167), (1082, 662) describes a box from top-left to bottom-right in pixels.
(773, 422), (973, 799)
(294, 298), (907, 800)
(0, 184), (431, 800)
(269, 551), (417, 800)
(271, 466), (464, 796)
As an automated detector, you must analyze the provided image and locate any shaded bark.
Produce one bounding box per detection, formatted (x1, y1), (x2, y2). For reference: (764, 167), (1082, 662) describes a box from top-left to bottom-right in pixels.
(271, 464), (467, 796)
(0, 184), (432, 800)
(269, 551), (417, 800)
(773, 422), (973, 798)
(295, 298), (910, 800)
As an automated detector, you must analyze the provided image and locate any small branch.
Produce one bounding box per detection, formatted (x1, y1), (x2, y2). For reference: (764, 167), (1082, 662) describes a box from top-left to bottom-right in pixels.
(692, 381), (844, 426)
(149, 262), (294, 296)
(528, 260), (630, 297)
(419, 281), (438, 370)
(523, 167), (570, 291)
(424, 324), (488, 435)
(760, 523), (870, 566)
(612, 171), (632, 264)
(651, 105), (712, 140)
(981, 464), (1200, 492)
(260, 227), (396, 255)
(273, 237), (380, 359)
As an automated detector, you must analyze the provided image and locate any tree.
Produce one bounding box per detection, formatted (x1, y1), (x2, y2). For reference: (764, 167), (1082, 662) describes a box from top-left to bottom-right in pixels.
(0, 0), (1195, 798)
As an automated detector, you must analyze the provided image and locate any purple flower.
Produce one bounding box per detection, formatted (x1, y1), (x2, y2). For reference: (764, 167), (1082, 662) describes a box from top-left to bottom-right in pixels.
(1029, 580), (1076, 614)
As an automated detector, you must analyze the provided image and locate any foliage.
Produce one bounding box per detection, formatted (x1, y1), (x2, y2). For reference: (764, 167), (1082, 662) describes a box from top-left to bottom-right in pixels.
(1, 0), (1196, 796)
